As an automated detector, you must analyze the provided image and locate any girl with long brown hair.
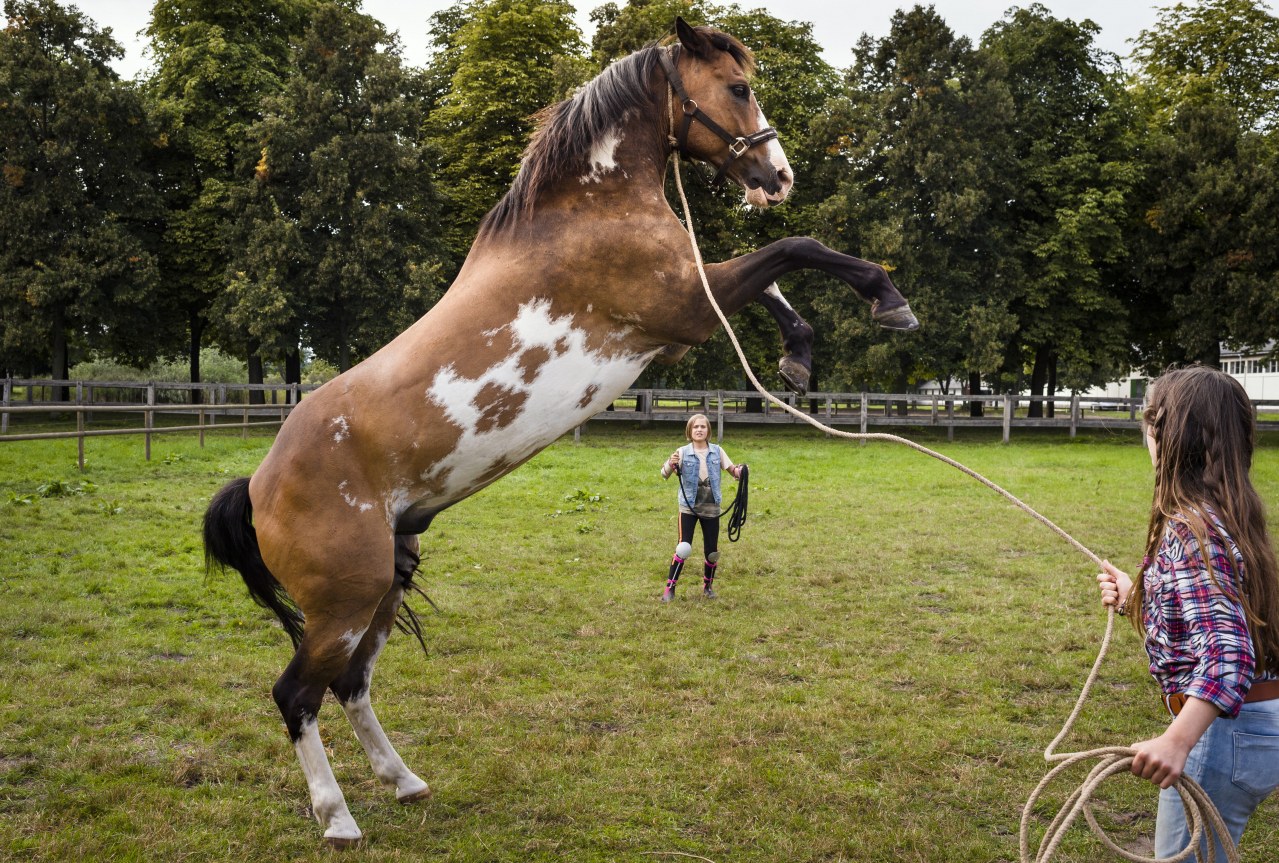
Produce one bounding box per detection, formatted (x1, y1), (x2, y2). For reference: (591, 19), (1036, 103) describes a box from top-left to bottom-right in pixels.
(1097, 365), (1279, 859)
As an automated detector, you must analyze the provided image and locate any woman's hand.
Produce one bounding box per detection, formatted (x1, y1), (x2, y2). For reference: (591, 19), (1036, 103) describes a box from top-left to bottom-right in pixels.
(1129, 732), (1192, 789)
(1129, 697), (1218, 789)
(1096, 560), (1132, 613)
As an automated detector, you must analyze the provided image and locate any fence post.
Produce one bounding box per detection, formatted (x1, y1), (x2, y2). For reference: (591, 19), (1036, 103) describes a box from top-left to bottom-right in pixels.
(76, 381), (85, 471)
(1, 377), (10, 434)
(1002, 393), (1013, 443)
(716, 391), (724, 442)
(199, 404), (206, 448)
(859, 392), (868, 444)
(946, 398), (954, 442)
(1070, 394), (1079, 439)
(145, 383), (155, 462)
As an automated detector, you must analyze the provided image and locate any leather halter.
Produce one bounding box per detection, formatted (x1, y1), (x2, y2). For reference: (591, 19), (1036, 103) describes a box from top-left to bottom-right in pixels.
(658, 46), (778, 186)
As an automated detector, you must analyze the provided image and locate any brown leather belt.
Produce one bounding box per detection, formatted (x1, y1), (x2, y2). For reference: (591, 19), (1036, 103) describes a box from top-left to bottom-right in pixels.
(1164, 678), (1279, 716)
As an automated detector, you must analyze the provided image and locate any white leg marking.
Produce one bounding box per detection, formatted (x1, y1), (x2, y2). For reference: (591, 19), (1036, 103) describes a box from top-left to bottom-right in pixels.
(763, 283), (794, 310)
(342, 693), (430, 801)
(294, 718), (361, 843)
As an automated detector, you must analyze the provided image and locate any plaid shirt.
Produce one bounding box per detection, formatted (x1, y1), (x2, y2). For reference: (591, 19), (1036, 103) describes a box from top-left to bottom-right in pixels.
(1140, 509), (1270, 718)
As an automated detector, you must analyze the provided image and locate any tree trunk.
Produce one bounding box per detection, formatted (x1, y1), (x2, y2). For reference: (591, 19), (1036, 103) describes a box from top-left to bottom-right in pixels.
(247, 348), (265, 405)
(188, 311), (204, 404)
(968, 371), (983, 417)
(51, 306), (69, 402)
(1046, 352), (1059, 419)
(285, 348), (301, 404)
(1028, 346), (1048, 418)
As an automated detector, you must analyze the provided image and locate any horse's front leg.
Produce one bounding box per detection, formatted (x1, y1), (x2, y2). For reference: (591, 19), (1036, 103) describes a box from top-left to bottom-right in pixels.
(701, 236), (917, 396)
(707, 236), (920, 331)
(757, 284), (815, 395)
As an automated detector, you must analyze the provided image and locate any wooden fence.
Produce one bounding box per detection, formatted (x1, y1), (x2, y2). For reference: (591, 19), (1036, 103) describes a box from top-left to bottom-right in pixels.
(5, 377), (1278, 470)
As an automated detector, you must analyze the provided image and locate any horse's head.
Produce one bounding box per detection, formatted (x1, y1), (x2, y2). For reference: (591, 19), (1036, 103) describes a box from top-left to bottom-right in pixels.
(665, 18), (793, 208)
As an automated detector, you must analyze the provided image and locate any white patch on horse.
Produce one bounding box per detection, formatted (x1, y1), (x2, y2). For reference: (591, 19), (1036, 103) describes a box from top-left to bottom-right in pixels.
(421, 299), (656, 507)
(331, 415), (350, 442)
(744, 104), (793, 208)
(339, 627), (368, 653)
(341, 691), (430, 800)
(294, 717), (361, 842)
(581, 128), (625, 183)
(338, 480), (374, 513)
(384, 486), (413, 524)
(763, 283), (794, 310)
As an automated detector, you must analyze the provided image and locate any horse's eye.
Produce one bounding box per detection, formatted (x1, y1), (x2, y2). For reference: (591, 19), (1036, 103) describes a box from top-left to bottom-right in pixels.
(731, 84), (750, 100)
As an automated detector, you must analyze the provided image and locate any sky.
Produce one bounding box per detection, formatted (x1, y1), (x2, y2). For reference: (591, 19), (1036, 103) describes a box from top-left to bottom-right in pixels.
(77, 0), (1191, 81)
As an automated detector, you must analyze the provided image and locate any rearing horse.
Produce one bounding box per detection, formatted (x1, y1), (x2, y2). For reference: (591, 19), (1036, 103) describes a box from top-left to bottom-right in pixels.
(204, 20), (917, 847)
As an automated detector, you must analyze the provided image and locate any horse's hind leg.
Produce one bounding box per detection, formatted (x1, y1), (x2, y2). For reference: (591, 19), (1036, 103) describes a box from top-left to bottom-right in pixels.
(269, 547), (395, 846)
(330, 535), (431, 806)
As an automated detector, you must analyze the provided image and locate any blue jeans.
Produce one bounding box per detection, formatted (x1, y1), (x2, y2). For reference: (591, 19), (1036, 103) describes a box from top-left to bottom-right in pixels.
(1155, 699), (1279, 860)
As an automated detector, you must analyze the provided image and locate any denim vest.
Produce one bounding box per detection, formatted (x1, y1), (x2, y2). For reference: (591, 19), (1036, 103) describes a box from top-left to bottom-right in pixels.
(677, 444), (721, 510)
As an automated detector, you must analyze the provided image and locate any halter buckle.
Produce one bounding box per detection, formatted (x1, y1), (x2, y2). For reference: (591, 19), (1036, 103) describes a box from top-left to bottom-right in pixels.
(729, 137), (750, 157)
(682, 99), (698, 117)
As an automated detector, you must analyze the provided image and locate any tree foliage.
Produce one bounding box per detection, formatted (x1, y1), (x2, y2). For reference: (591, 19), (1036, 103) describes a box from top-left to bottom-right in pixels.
(0, 0), (159, 381)
(982, 5), (1137, 406)
(812, 6), (1016, 394)
(224, 2), (444, 372)
(424, 0), (589, 271)
(1132, 0), (1279, 135)
(5, 0), (1277, 392)
(142, 0), (316, 389)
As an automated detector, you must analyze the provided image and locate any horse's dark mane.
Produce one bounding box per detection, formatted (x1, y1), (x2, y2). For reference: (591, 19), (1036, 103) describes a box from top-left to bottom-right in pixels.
(479, 27), (754, 237)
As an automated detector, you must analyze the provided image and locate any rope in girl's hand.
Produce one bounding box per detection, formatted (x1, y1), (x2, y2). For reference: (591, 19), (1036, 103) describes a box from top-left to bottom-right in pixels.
(665, 150), (1240, 863)
(725, 464), (747, 542)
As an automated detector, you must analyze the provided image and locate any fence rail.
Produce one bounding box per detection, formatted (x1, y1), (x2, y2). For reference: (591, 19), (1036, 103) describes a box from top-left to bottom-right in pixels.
(5, 377), (1278, 470)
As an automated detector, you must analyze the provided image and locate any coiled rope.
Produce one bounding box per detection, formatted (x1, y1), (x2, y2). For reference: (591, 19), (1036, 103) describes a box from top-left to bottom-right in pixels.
(663, 121), (1238, 861)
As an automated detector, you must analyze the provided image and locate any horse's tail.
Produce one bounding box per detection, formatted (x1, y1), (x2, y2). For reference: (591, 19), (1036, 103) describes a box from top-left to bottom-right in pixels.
(203, 477), (305, 648)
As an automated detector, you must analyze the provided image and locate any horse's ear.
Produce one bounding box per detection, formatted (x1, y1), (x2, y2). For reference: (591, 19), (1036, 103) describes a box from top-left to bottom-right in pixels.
(675, 17), (711, 58)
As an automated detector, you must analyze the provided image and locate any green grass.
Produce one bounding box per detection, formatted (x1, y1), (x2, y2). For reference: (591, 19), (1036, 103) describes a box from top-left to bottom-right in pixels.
(2, 424), (1277, 862)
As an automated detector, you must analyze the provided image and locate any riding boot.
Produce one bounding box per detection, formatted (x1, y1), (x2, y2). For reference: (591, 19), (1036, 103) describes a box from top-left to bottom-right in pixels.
(662, 554), (686, 602)
(702, 560), (718, 598)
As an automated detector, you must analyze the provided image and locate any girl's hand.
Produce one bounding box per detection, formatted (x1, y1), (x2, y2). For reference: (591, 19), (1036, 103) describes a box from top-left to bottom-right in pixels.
(1129, 732), (1192, 789)
(1096, 560), (1132, 613)
(668, 451), (680, 470)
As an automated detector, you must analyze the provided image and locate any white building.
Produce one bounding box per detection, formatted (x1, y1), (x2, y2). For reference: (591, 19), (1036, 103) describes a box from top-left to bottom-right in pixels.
(917, 342), (1279, 403)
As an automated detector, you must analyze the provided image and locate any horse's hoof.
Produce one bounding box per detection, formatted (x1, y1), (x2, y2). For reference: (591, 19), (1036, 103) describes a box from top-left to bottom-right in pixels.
(778, 356), (810, 395)
(324, 835), (361, 850)
(398, 785), (433, 805)
(872, 301), (920, 331)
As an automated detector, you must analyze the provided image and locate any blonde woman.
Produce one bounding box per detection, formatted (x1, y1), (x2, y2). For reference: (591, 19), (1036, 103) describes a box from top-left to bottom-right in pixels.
(1097, 366), (1279, 860)
(658, 414), (744, 601)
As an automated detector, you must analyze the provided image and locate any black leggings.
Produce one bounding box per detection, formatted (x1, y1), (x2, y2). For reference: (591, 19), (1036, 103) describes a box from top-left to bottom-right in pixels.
(678, 511), (720, 559)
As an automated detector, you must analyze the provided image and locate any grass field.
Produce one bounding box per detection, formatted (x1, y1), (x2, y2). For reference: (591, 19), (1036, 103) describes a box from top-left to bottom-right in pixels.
(2, 423), (1277, 862)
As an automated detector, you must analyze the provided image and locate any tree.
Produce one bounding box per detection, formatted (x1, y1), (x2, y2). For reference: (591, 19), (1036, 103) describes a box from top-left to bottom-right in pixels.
(982, 5), (1138, 414)
(143, 0), (315, 397)
(1128, 99), (1279, 369)
(424, 0), (589, 272)
(0, 0), (159, 388)
(811, 5), (1016, 405)
(1125, 0), (1279, 369)
(224, 2), (445, 374)
(1132, 0), (1279, 136)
